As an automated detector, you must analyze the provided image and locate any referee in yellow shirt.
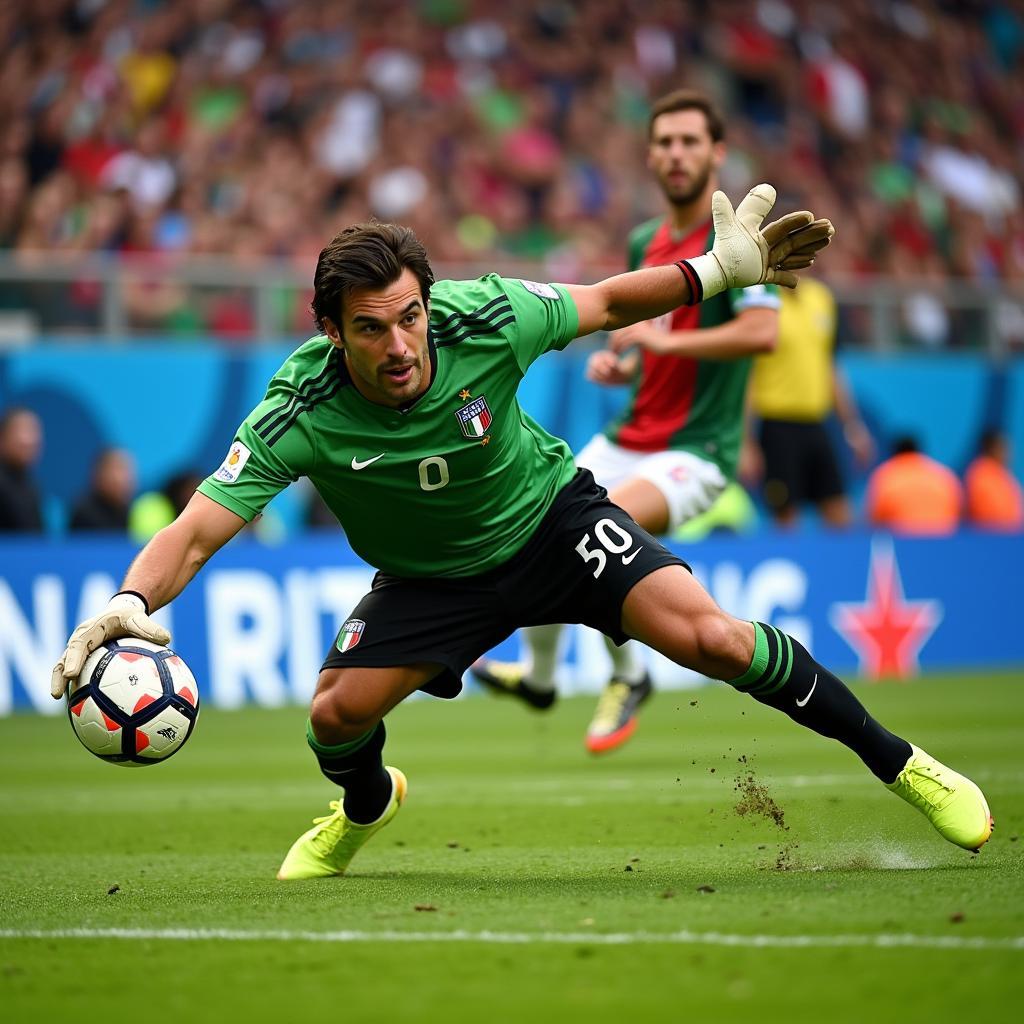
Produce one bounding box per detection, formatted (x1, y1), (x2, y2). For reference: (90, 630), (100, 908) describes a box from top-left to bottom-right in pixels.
(745, 277), (873, 527)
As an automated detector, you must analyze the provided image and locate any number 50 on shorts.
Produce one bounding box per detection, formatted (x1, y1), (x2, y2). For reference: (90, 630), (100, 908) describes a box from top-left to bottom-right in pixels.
(575, 518), (641, 578)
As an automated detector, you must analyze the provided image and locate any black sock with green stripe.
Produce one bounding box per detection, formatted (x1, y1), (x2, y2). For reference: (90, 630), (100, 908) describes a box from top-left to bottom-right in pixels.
(728, 623), (912, 783)
(306, 720), (393, 824)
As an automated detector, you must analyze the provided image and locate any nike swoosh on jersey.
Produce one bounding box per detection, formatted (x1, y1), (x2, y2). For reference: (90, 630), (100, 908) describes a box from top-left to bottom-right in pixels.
(621, 546), (644, 566)
(796, 673), (817, 707)
(351, 453), (386, 470)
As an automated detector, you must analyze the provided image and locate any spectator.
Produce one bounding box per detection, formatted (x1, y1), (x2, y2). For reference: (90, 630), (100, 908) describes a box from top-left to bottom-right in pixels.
(964, 428), (1024, 531)
(2, 0), (1024, 318)
(0, 406), (44, 532)
(99, 118), (177, 213)
(128, 470), (202, 543)
(0, 158), (28, 247)
(745, 276), (874, 527)
(69, 447), (137, 533)
(865, 436), (963, 536)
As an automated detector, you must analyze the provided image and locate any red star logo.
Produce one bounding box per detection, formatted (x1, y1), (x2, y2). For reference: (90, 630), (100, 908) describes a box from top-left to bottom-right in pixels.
(829, 538), (943, 680)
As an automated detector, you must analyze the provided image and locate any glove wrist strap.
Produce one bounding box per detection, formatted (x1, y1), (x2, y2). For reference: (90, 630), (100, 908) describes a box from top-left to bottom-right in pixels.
(113, 590), (150, 615)
(674, 259), (702, 306)
(677, 253), (727, 304)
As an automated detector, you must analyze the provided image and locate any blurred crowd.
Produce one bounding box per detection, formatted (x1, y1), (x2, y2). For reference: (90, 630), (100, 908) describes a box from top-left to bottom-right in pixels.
(0, 405), (205, 537)
(2, 402), (1021, 537)
(2, 0), (1024, 340)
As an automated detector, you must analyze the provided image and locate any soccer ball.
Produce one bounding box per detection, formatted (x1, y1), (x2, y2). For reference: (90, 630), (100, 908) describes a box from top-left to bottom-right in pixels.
(67, 638), (200, 766)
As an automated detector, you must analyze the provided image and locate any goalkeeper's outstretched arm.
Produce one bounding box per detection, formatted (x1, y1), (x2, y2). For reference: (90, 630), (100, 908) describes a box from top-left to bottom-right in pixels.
(118, 492), (246, 614)
(566, 183), (833, 338)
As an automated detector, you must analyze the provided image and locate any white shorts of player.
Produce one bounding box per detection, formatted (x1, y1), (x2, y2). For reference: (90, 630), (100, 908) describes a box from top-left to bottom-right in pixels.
(575, 433), (727, 533)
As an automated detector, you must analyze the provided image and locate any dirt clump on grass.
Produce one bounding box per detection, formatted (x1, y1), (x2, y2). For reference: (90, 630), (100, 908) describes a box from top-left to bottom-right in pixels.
(730, 759), (803, 870)
(774, 846), (800, 870)
(733, 761), (788, 832)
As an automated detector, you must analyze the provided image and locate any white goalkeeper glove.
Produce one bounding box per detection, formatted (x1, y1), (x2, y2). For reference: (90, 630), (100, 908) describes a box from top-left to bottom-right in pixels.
(679, 183), (834, 301)
(50, 592), (171, 699)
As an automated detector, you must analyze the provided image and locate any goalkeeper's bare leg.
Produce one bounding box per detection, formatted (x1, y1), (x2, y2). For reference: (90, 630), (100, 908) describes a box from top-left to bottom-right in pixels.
(622, 565), (992, 851)
(277, 663), (432, 879)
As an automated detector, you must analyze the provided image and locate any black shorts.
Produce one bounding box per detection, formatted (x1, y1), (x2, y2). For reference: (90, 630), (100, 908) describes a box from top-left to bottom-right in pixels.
(321, 469), (687, 698)
(759, 418), (845, 512)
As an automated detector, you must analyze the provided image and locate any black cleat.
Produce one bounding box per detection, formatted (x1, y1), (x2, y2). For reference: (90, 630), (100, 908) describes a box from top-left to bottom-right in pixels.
(469, 659), (557, 710)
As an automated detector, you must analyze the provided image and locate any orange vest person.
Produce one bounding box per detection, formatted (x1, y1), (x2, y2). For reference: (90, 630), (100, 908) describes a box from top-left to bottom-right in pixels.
(865, 437), (962, 535)
(964, 429), (1024, 531)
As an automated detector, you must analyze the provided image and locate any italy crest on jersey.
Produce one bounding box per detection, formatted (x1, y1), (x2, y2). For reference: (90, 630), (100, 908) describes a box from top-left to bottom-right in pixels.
(336, 619), (366, 653)
(456, 395), (492, 438)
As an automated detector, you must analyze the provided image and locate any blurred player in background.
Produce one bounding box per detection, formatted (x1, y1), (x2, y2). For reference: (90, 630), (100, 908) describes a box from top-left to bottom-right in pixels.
(743, 275), (874, 527)
(473, 89), (780, 754)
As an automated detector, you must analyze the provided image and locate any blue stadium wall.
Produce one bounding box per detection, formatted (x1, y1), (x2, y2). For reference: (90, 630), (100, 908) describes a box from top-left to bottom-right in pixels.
(2, 346), (1023, 714)
(1, 529), (1022, 714)
(1, 344), (1023, 532)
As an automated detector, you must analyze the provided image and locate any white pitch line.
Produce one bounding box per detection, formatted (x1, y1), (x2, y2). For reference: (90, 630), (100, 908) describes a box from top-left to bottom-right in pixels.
(0, 927), (1021, 951)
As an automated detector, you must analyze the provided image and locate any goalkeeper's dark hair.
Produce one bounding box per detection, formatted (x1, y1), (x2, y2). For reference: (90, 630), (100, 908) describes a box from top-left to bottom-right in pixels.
(311, 221), (435, 333)
(648, 89), (725, 143)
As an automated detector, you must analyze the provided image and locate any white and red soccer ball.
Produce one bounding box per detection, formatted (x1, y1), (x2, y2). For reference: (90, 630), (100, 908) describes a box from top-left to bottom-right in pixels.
(66, 639), (200, 766)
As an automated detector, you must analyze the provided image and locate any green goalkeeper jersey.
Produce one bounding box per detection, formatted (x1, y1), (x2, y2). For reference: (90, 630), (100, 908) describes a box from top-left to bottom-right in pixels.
(198, 275), (579, 577)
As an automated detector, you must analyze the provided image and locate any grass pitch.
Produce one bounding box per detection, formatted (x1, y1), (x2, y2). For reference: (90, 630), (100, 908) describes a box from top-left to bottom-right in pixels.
(2, 673), (1022, 1023)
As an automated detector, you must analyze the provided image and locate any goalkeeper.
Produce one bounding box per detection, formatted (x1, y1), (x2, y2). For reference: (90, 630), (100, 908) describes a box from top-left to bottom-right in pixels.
(50, 186), (992, 880)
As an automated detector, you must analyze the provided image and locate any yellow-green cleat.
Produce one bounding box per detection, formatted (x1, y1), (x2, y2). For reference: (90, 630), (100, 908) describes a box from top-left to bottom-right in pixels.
(885, 745), (993, 851)
(585, 673), (652, 755)
(276, 766), (407, 880)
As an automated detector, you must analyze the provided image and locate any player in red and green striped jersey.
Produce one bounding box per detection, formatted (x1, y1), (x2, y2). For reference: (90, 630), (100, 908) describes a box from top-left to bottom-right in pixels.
(473, 90), (781, 754)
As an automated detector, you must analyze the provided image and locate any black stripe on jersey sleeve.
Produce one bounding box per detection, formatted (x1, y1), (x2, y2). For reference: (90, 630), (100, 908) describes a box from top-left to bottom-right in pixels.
(257, 370), (342, 448)
(263, 377), (343, 448)
(433, 303), (514, 347)
(434, 313), (516, 348)
(253, 394), (299, 436)
(254, 363), (337, 442)
(485, 313), (515, 333)
(254, 362), (335, 432)
(254, 368), (333, 440)
(432, 297), (513, 337)
(433, 303), (512, 340)
(253, 362), (334, 431)
(431, 293), (510, 334)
